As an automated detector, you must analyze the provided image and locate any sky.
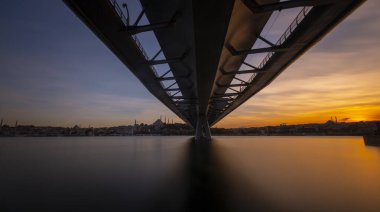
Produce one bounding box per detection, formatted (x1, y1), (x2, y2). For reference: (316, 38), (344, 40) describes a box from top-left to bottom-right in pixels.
(0, 0), (379, 128)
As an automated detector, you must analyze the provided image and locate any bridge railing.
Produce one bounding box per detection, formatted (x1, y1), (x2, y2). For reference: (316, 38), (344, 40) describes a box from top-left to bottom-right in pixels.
(108, 0), (129, 26)
(108, 0), (150, 61)
(108, 0), (177, 100)
(248, 6), (312, 83)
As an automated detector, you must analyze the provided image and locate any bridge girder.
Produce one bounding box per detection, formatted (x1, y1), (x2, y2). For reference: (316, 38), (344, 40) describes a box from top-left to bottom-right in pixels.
(64, 0), (365, 139)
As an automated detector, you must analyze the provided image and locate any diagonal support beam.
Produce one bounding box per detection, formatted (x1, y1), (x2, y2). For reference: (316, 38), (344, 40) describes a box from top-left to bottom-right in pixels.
(147, 56), (182, 65)
(226, 43), (290, 56)
(242, 0), (338, 13)
(210, 98), (230, 103)
(234, 76), (248, 84)
(151, 49), (163, 61)
(213, 93), (242, 98)
(220, 68), (265, 75)
(133, 7), (146, 26)
(222, 83), (250, 88)
(170, 90), (181, 97)
(175, 100), (197, 105)
(216, 81), (251, 88)
(158, 69), (171, 79)
(171, 96), (196, 100)
(158, 76), (176, 81)
(124, 11), (181, 35)
(257, 34), (275, 47)
(228, 87), (240, 93)
(165, 81), (177, 90)
(147, 50), (188, 65)
(243, 61), (258, 69)
(164, 87), (180, 92)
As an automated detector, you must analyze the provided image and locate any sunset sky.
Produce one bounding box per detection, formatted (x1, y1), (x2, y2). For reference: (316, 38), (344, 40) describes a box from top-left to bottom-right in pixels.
(0, 0), (379, 128)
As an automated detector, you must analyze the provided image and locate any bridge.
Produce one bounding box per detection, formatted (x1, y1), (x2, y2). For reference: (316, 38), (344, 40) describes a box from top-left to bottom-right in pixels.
(64, 0), (365, 140)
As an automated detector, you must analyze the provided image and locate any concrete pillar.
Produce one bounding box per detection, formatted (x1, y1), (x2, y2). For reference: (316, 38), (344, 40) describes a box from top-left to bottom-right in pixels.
(195, 118), (202, 141)
(195, 115), (211, 141)
(202, 116), (211, 140)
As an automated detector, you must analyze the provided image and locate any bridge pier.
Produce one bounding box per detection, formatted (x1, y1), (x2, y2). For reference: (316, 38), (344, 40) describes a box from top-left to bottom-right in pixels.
(195, 115), (211, 141)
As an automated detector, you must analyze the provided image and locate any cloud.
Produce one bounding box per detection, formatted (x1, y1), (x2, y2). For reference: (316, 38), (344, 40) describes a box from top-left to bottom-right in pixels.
(216, 1), (380, 128)
(313, 0), (380, 53)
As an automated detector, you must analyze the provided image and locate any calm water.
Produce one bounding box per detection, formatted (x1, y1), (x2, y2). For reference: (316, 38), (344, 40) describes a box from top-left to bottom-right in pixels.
(1, 136), (380, 211)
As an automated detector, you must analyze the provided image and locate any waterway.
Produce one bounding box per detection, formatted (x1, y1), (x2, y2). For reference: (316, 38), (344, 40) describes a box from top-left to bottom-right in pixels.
(1, 136), (380, 211)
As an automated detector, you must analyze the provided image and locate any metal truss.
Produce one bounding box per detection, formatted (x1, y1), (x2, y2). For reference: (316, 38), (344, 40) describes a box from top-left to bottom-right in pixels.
(65, 0), (365, 134)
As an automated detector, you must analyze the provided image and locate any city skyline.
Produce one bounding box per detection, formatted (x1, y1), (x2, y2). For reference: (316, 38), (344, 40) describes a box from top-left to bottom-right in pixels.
(1, 0), (379, 128)
(0, 114), (373, 129)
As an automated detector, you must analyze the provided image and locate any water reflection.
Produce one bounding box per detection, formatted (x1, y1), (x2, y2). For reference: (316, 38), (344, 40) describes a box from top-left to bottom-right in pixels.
(183, 139), (282, 211)
(212, 136), (380, 212)
(0, 136), (380, 211)
(184, 139), (231, 211)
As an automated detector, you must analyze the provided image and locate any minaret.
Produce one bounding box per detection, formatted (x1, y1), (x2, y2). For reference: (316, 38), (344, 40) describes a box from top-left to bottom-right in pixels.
(0, 118), (3, 128)
(335, 116), (338, 123)
(15, 120), (18, 136)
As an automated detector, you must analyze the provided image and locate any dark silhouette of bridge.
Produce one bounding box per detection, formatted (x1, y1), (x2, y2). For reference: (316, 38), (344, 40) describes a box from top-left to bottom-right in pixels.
(64, 0), (365, 140)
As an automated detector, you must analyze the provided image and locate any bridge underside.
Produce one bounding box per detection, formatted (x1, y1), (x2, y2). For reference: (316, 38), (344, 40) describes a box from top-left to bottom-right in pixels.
(64, 0), (365, 140)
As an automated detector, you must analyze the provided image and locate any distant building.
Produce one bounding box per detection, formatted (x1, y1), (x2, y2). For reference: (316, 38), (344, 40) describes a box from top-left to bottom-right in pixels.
(152, 119), (164, 131)
(325, 120), (336, 126)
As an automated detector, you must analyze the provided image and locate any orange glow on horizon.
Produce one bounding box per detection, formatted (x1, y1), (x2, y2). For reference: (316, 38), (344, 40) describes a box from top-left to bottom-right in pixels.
(214, 97), (380, 128)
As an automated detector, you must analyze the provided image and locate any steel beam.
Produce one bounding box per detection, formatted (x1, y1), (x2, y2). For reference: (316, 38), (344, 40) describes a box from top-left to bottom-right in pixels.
(171, 96), (196, 100)
(158, 76), (176, 81)
(133, 7), (146, 26)
(217, 82), (250, 88)
(228, 87), (240, 93)
(124, 11), (180, 35)
(175, 101), (197, 105)
(226, 43), (290, 56)
(221, 68), (265, 75)
(242, 0), (338, 13)
(165, 81), (177, 90)
(192, 0), (235, 130)
(164, 88), (180, 92)
(170, 90), (181, 97)
(147, 50), (188, 65)
(213, 93), (241, 98)
(157, 69), (171, 78)
(243, 61), (258, 69)
(234, 76), (248, 84)
(147, 57), (182, 65)
(210, 98), (233, 103)
(151, 49), (163, 61)
(257, 34), (275, 47)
